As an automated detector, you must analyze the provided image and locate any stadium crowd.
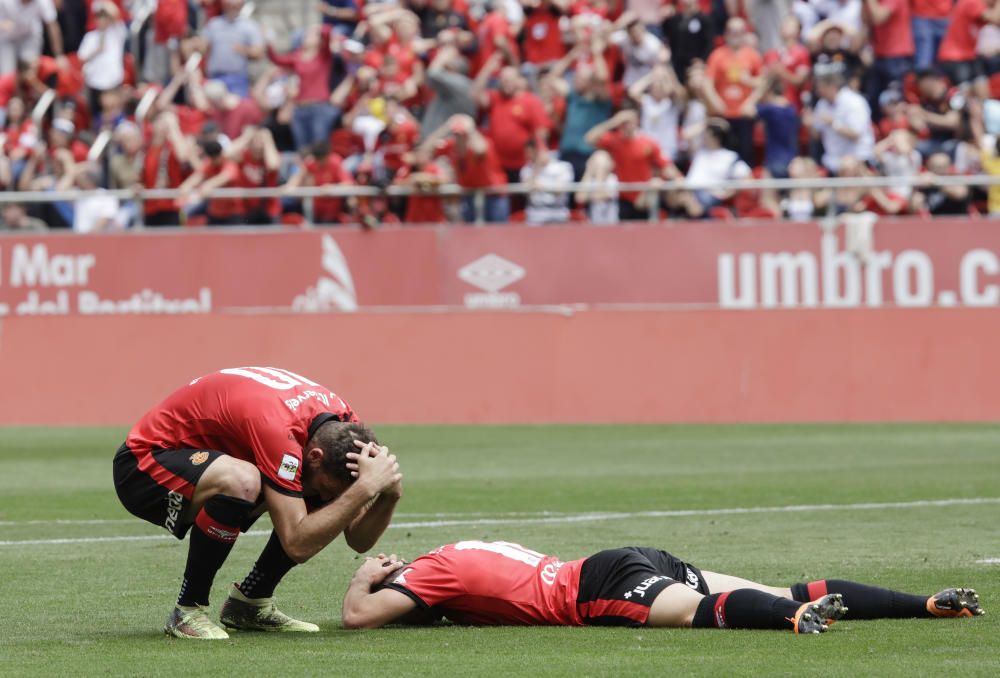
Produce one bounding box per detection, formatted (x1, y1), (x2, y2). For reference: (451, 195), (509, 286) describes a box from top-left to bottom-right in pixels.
(1, 0), (999, 230)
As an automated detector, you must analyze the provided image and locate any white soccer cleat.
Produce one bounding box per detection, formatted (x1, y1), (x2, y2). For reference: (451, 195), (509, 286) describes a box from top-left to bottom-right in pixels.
(164, 604), (230, 639)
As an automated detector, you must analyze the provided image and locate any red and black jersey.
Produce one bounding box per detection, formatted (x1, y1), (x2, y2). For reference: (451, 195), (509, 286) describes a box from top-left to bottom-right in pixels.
(126, 367), (358, 497)
(386, 541), (586, 625)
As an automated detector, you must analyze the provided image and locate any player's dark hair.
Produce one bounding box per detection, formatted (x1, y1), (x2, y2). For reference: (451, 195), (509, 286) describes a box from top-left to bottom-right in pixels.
(309, 421), (379, 482)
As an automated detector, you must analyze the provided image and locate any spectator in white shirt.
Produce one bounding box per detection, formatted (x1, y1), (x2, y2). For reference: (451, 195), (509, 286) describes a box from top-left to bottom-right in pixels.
(520, 140), (575, 225)
(575, 149), (619, 224)
(67, 165), (123, 232)
(811, 69), (874, 173)
(0, 0), (68, 74)
(814, 0), (863, 32)
(78, 2), (127, 119)
(611, 12), (671, 87)
(629, 64), (685, 162)
(678, 118), (752, 218)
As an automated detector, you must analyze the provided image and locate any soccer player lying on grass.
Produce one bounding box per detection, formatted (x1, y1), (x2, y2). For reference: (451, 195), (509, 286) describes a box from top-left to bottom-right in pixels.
(341, 541), (983, 633)
(113, 366), (403, 640)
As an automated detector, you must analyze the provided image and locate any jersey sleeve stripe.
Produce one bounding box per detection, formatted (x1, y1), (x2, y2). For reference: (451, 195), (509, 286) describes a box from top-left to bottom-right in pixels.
(385, 583), (430, 609)
(260, 475), (304, 498)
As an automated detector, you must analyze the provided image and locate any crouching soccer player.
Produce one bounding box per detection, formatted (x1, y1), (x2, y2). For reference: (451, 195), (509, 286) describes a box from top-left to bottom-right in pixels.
(112, 366), (403, 639)
(341, 541), (983, 632)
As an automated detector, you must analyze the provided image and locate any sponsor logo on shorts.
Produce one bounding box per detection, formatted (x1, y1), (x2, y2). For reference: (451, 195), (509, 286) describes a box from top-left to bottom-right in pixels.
(278, 453), (300, 481)
(685, 567), (701, 590)
(622, 575), (670, 600)
(164, 491), (184, 533)
(189, 451), (210, 466)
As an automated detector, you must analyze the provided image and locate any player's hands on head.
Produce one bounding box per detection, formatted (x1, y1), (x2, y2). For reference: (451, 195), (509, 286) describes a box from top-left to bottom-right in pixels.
(357, 552), (406, 586)
(347, 440), (402, 497)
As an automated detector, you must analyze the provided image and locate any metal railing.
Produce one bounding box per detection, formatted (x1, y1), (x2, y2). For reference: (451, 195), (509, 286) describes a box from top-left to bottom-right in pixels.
(0, 173), (996, 228)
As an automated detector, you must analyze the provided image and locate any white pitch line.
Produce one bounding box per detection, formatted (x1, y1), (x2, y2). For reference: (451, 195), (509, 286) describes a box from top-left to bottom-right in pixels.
(0, 496), (997, 548)
(0, 511), (569, 527)
(975, 559), (1000, 564)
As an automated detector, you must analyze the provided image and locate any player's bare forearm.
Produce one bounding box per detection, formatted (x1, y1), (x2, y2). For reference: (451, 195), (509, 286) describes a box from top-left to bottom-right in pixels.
(345, 488), (401, 553)
(266, 482), (377, 563)
(342, 557), (413, 629)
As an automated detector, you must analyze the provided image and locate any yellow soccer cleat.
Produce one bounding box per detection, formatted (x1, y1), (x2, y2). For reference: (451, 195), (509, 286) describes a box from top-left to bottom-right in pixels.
(220, 583), (320, 632)
(164, 605), (230, 639)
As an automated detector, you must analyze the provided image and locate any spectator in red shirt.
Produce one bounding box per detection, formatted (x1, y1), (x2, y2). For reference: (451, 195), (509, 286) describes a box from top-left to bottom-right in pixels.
(938, 0), (1000, 93)
(419, 113), (510, 223)
(141, 110), (194, 227)
(703, 17), (763, 165)
(266, 23), (339, 151)
(584, 109), (679, 221)
(15, 114), (84, 227)
(188, 75), (265, 142)
(352, 160), (401, 229)
(862, 0), (913, 119)
(284, 141), (355, 225)
(473, 55), (553, 182)
(522, 0), (569, 66)
(876, 86), (910, 138)
(763, 15), (811, 111)
(2, 95), (37, 179)
(179, 138), (245, 226)
(226, 126), (281, 224)
(47, 116), (89, 163)
(470, 3), (521, 76)
(393, 146), (449, 224)
(376, 101), (421, 179)
(912, 0), (952, 70)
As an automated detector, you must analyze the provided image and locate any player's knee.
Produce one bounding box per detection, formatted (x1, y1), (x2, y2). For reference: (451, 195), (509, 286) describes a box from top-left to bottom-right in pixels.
(220, 462), (261, 502)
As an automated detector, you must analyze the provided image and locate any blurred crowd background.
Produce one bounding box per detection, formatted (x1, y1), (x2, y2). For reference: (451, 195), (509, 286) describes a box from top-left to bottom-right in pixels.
(2, 0), (1000, 231)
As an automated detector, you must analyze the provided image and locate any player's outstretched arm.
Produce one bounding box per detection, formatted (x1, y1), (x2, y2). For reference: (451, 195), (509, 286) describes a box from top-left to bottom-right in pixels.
(265, 450), (402, 563)
(342, 556), (417, 629)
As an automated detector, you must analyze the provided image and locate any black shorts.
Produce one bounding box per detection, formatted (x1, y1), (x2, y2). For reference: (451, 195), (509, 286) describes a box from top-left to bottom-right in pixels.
(577, 547), (709, 627)
(112, 443), (224, 539)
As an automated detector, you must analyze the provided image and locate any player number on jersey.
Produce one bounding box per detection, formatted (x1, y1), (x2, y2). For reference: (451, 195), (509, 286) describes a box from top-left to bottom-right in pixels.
(220, 366), (321, 391)
(453, 540), (547, 567)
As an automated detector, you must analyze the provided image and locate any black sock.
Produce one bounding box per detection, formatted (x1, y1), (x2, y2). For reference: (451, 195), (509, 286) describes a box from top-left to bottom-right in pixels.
(177, 495), (254, 607)
(692, 589), (802, 630)
(238, 530), (298, 599)
(790, 579), (930, 619)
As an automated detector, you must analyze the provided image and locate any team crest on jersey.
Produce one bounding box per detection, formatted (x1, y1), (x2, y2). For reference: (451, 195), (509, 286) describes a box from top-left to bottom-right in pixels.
(278, 453), (300, 481)
(189, 451), (210, 466)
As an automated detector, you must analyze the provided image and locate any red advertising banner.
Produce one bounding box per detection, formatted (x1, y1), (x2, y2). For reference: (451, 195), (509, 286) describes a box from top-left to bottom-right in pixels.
(1, 217), (999, 316)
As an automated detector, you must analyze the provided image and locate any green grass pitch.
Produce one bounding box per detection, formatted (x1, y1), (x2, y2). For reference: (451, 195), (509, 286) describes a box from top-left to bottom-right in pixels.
(2, 424), (999, 677)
